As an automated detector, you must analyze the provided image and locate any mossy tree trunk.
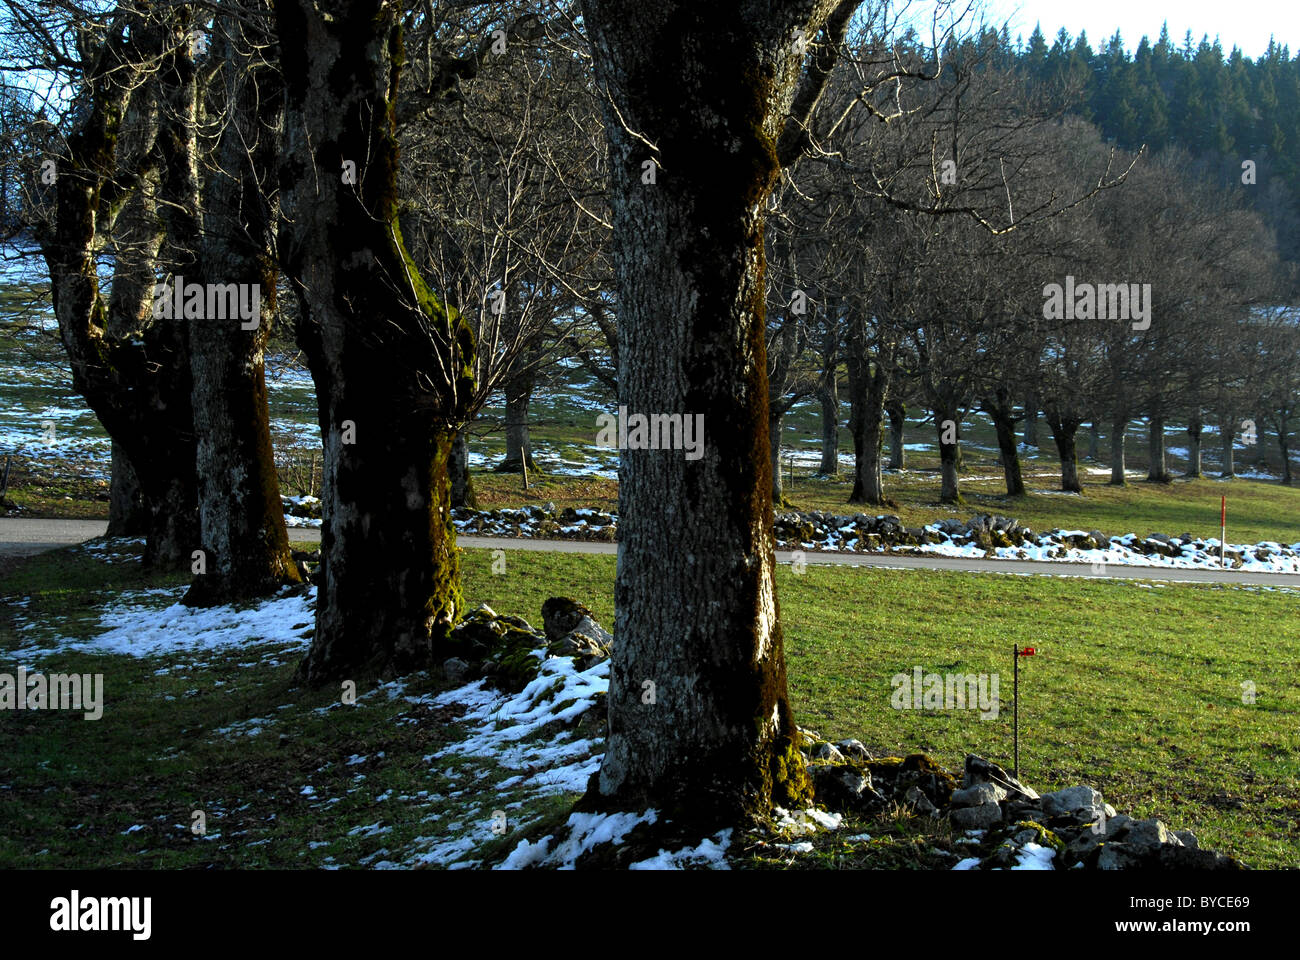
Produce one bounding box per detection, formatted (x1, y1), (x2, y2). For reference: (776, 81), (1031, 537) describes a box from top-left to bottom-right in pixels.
(769, 411), (787, 505)
(185, 13), (301, 606)
(38, 11), (200, 571)
(581, 0), (855, 825)
(450, 427), (477, 508)
(275, 0), (476, 684)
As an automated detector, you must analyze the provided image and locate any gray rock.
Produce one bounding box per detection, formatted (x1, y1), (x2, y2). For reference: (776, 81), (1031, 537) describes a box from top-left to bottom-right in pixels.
(835, 739), (872, 762)
(950, 801), (1004, 830)
(1041, 785), (1105, 820)
(1065, 832), (1103, 865)
(541, 597), (613, 647)
(552, 632), (611, 669)
(963, 755), (1039, 801)
(813, 742), (846, 764)
(1099, 813), (1132, 839)
(904, 785), (939, 816)
(810, 764), (881, 810)
(442, 658), (470, 683)
(1174, 830), (1198, 849)
(1096, 842), (1145, 870)
(1125, 818), (1182, 851)
(951, 782), (1009, 808)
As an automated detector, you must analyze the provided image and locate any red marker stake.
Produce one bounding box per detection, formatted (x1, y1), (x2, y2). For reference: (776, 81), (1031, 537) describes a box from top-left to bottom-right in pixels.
(1221, 495), (1227, 569)
(1013, 646), (1036, 780)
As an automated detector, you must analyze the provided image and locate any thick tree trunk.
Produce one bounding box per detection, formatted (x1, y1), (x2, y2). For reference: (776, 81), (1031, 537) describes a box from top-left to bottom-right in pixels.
(40, 18), (200, 571)
(848, 410), (886, 505)
(1146, 416), (1170, 483)
(582, 0), (822, 823)
(770, 413), (786, 505)
(989, 407), (1025, 497)
(817, 331), (838, 476)
(845, 319), (888, 505)
(185, 23), (300, 606)
(935, 406), (961, 504)
(1220, 415), (1236, 478)
(1278, 421), (1293, 485)
(1109, 418), (1128, 485)
(276, 0), (476, 683)
(498, 367), (538, 472)
(886, 401), (905, 470)
(106, 442), (147, 537)
(1186, 417), (1203, 477)
(450, 427), (477, 508)
(1022, 393), (1038, 447)
(1051, 421), (1082, 493)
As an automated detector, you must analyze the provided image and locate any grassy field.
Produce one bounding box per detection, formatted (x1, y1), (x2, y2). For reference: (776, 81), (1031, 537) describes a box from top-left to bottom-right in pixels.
(1, 542), (1296, 869)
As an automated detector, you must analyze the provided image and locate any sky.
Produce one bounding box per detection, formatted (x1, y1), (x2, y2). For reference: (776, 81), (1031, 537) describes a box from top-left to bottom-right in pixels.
(974, 0), (1300, 58)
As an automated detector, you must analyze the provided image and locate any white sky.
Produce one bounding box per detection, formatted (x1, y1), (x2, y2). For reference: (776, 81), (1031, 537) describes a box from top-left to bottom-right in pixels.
(977, 0), (1300, 58)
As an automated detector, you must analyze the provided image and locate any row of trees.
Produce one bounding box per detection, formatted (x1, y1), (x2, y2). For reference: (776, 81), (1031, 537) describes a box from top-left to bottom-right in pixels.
(2, 0), (1297, 828)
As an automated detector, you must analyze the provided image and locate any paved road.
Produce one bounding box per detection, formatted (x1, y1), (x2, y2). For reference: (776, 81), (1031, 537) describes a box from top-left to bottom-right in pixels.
(3, 517), (1298, 587)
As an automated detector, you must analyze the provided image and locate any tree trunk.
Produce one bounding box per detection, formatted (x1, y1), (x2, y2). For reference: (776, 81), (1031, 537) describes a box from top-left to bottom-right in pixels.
(106, 442), (147, 537)
(886, 401), (905, 470)
(276, 0), (477, 684)
(1146, 416), (1170, 483)
(1022, 393), (1038, 447)
(1109, 418), (1128, 485)
(847, 389), (886, 505)
(1186, 417), (1203, 477)
(39, 17), (200, 571)
(450, 427), (477, 508)
(582, 0), (824, 823)
(936, 406), (961, 503)
(498, 366), (538, 472)
(1050, 421), (1082, 493)
(770, 413), (786, 505)
(1278, 419), (1293, 485)
(185, 21), (301, 606)
(988, 404), (1025, 497)
(1087, 419), (1100, 460)
(846, 319), (887, 505)
(817, 328), (838, 475)
(1220, 415), (1236, 477)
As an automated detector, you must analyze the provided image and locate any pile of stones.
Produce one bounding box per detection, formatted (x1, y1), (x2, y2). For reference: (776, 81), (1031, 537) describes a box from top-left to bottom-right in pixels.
(798, 731), (1243, 870)
(439, 597), (612, 692)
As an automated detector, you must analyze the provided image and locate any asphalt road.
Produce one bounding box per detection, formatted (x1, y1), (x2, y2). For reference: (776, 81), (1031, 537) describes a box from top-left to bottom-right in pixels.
(2, 517), (1298, 587)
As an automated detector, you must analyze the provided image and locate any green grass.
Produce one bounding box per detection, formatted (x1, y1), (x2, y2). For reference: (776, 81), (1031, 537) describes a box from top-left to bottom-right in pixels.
(1, 541), (1296, 869)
